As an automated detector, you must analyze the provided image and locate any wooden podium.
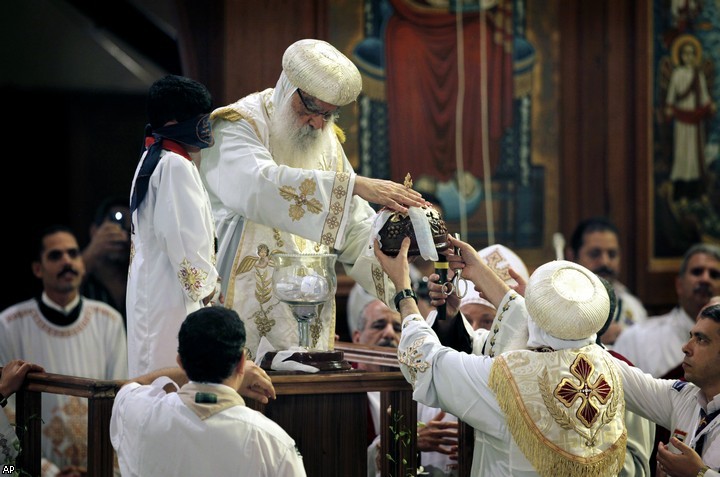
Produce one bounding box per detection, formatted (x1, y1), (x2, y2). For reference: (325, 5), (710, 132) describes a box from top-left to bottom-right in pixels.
(247, 369), (417, 477)
(248, 342), (474, 477)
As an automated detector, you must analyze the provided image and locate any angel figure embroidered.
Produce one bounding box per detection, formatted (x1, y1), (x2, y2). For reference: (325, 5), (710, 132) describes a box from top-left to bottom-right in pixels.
(235, 243), (282, 348)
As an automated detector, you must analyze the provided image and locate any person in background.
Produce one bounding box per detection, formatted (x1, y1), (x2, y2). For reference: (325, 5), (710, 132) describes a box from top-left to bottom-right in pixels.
(614, 243), (720, 379)
(347, 283), (459, 477)
(81, 195), (130, 326)
(0, 359), (45, 466)
(616, 303), (720, 477)
(199, 38), (426, 358)
(567, 216), (648, 346)
(126, 75), (220, 377)
(458, 244), (530, 331)
(0, 225), (127, 476)
(614, 243), (720, 475)
(110, 306), (304, 476)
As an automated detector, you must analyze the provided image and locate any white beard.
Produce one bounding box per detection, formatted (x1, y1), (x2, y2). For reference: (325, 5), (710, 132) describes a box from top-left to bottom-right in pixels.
(269, 97), (334, 169)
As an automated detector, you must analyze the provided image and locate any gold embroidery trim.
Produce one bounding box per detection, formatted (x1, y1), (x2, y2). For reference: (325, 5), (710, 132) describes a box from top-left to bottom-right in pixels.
(320, 172), (350, 247)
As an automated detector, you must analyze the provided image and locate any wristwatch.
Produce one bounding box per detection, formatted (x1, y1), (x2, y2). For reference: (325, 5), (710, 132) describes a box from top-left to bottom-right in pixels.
(394, 289), (417, 311)
(697, 466), (710, 477)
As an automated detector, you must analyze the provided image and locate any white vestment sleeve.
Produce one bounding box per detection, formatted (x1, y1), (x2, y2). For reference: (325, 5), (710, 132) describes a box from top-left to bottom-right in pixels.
(613, 358), (675, 430)
(397, 314), (505, 436)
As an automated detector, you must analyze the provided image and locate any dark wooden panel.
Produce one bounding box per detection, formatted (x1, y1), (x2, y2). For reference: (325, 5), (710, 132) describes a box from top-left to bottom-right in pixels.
(223, 0), (329, 103)
(632, 0), (677, 311)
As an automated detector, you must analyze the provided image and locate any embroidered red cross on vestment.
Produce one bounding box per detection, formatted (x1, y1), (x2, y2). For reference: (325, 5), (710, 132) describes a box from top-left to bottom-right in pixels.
(554, 354), (613, 428)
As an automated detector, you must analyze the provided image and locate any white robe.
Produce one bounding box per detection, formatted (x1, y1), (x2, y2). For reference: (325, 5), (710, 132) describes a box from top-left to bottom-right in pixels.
(199, 76), (393, 357)
(110, 377), (307, 476)
(428, 295), (653, 476)
(0, 296), (127, 476)
(616, 361), (720, 476)
(613, 306), (694, 378)
(398, 293), (627, 477)
(127, 148), (219, 376)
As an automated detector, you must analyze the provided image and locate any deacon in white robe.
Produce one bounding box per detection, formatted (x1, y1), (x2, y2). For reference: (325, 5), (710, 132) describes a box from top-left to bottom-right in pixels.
(0, 295), (127, 476)
(127, 146), (219, 376)
(126, 75), (220, 377)
(111, 377), (306, 477)
(377, 238), (627, 477)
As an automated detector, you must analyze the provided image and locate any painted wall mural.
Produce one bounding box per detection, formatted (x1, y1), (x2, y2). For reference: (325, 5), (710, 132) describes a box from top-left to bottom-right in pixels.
(652, 0), (720, 259)
(350, 0), (544, 250)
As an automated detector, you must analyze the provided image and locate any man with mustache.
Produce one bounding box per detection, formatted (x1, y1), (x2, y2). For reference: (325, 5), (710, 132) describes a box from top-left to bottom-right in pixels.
(614, 243), (720, 379)
(0, 225), (127, 476)
(567, 216), (648, 346)
(199, 39), (426, 358)
(346, 283), (459, 477)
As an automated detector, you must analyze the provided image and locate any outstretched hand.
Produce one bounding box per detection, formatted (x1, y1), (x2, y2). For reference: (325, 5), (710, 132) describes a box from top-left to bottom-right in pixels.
(354, 176), (426, 213)
(508, 267), (527, 297)
(656, 437), (707, 477)
(427, 272), (461, 317)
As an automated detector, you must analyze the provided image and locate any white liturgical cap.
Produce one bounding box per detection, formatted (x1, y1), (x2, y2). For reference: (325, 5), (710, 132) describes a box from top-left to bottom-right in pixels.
(525, 260), (609, 340)
(282, 39), (362, 106)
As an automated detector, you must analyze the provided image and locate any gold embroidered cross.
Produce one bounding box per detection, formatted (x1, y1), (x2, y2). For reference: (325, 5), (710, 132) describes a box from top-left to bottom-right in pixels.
(554, 354), (612, 428)
(279, 178), (323, 221)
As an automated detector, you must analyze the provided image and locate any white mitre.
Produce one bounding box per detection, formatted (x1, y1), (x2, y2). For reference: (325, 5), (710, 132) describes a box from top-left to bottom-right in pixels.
(282, 39), (362, 106)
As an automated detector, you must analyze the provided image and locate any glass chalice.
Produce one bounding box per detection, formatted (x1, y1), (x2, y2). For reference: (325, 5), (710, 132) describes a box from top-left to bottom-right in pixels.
(272, 253), (337, 349)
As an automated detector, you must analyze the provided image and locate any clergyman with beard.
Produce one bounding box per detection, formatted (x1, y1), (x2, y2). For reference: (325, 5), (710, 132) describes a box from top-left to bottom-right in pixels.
(567, 216), (648, 346)
(0, 224), (127, 475)
(199, 39), (426, 358)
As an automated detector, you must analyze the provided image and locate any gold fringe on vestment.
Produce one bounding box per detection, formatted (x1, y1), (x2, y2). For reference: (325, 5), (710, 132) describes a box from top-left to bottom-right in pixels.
(489, 359), (627, 477)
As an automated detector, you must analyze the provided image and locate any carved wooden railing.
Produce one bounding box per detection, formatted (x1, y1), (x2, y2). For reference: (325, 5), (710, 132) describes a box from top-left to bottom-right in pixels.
(3, 363), (426, 477)
(4, 343), (473, 477)
(8, 370), (121, 477)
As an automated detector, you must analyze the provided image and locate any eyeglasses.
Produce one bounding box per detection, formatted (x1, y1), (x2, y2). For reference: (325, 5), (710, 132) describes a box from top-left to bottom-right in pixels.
(295, 89), (338, 122)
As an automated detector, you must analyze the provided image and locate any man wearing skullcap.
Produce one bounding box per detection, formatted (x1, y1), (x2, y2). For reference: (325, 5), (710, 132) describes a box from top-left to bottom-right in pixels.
(457, 244), (530, 331)
(376, 235), (627, 477)
(430, 244), (654, 476)
(199, 39), (425, 358)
